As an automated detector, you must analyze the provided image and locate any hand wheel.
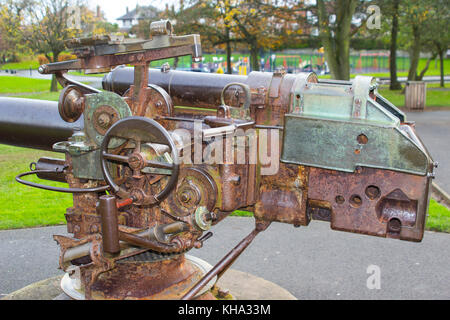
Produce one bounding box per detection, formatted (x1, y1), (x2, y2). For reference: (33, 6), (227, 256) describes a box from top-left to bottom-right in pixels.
(100, 116), (180, 204)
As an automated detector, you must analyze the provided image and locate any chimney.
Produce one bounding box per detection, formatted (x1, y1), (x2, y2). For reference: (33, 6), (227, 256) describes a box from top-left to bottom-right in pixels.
(126, 6), (129, 14)
(96, 5), (101, 18)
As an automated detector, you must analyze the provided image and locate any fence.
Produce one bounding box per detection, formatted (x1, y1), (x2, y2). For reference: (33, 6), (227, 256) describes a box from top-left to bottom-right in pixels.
(149, 51), (412, 75)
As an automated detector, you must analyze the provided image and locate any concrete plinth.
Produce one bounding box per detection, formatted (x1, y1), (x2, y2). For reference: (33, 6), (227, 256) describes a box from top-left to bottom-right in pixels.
(1, 269), (296, 300)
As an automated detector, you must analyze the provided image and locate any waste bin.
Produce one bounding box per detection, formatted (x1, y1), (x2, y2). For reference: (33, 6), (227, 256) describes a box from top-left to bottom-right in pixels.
(405, 81), (426, 111)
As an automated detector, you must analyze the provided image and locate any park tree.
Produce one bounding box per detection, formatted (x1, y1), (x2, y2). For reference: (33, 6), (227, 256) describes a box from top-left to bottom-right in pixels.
(0, 0), (88, 91)
(79, 6), (119, 37)
(169, 0), (241, 74)
(382, 0), (402, 90)
(0, 0), (30, 63)
(217, 0), (298, 72)
(366, 0), (403, 90)
(423, 0), (449, 87)
(398, 0), (441, 82)
(315, 0), (373, 80)
(174, 0), (295, 72)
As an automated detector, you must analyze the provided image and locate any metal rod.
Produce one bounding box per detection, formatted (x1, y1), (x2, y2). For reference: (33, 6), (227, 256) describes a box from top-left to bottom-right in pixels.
(118, 231), (179, 253)
(181, 222), (269, 300)
(254, 125), (284, 130)
(99, 195), (121, 255)
(15, 170), (110, 193)
(62, 222), (184, 263)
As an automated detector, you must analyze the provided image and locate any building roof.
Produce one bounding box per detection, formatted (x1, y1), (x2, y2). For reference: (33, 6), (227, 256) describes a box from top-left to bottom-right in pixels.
(117, 5), (160, 21)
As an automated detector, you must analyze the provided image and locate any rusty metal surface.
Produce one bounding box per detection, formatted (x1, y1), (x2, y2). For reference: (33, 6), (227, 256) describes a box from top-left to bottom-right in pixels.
(90, 255), (203, 300)
(307, 166), (431, 242)
(165, 167), (218, 216)
(98, 195), (121, 255)
(182, 221), (270, 300)
(255, 164), (310, 226)
(2, 21), (437, 300)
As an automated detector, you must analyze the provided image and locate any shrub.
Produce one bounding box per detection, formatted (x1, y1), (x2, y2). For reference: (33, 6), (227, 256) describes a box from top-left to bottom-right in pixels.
(58, 53), (77, 62)
(36, 53), (77, 65)
(37, 55), (49, 65)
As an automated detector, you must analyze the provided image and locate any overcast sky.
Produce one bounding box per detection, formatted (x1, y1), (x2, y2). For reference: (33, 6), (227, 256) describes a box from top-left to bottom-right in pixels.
(88, 0), (179, 23)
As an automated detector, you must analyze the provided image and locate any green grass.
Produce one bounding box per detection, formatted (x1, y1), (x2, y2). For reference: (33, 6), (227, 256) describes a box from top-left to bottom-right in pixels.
(0, 60), (40, 70)
(0, 144), (71, 230)
(359, 58), (450, 78)
(232, 210), (253, 217)
(68, 71), (106, 78)
(427, 199), (450, 233)
(378, 84), (450, 108)
(0, 76), (59, 94)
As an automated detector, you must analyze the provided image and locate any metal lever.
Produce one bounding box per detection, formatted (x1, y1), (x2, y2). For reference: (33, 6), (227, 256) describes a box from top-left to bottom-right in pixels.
(181, 221), (270, 300)
(98, 195), (121, 255)
(198, 232), (213, 243)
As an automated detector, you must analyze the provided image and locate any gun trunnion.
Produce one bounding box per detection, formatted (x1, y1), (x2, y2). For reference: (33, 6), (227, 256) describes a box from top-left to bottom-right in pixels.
(0, 21), (436, 300)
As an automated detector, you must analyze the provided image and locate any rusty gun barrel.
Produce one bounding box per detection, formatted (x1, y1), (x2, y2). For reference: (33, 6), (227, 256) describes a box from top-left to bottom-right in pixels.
(0, 97), (84, 151)
(103, 66), (249, 109)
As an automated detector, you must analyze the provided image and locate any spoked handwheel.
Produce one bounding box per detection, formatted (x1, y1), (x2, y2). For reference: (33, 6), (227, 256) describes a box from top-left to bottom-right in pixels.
(100, 116), (180, 205)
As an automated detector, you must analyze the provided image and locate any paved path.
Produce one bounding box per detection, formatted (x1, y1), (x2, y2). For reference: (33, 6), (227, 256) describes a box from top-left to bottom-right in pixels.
(406, 111), (450, 194)
(1, 217), (449, 300)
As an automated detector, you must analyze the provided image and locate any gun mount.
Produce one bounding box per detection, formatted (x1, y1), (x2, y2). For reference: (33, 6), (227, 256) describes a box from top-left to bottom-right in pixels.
(0, 20), (436, 300)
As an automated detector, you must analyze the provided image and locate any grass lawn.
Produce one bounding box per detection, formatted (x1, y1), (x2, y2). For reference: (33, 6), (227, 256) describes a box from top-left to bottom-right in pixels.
(359, 58), (450, 78)
(0, 60), (40, 70)
(0, 144), (71, 230)
(427, 199), (450, 233)
(0, 76), (58, 94)
(378, 83), (449, 108)
(68, 71), (106, 78)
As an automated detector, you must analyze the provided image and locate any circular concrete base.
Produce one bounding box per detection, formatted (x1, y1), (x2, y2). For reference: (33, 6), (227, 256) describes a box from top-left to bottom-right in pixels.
(1, 269), (296, 300)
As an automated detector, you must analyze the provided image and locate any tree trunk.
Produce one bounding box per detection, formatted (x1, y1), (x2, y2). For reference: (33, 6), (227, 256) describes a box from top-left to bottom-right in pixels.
(50, 52), (60, 92)
(389, 0), (402, 90)
(250, 45), (260, 72)
(439, 49), (445, 88)
(226, 28), (232, 74)
(50, 74), (58, 92)
(317, 0), (356, 80)
(417, 54), (436, 81)
(407, 25), (421, 81)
